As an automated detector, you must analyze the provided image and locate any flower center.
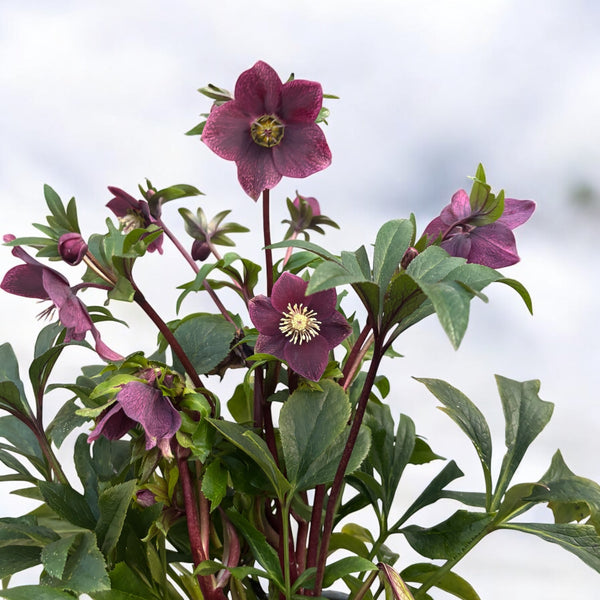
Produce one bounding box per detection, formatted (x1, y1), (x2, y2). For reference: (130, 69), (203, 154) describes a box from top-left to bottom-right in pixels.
(120, 210), (145, 233)
(250, 114), (285, 148)
(279, 302), (321, 345)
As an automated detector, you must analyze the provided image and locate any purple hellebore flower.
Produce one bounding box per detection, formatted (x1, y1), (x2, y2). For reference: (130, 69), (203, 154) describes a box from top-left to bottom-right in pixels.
(248, 272), (351, 382)
(1, 236), (122, 362)
(58, 232), (88, 265)
(88, 380), (182, 457)
(423, 189), (536, 268)
(106, 187), (164, 253)
(201, 61), (332, 200)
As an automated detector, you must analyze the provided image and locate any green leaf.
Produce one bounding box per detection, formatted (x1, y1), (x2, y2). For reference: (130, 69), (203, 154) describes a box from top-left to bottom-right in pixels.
(379, 562), (415, 600)
(415, 378), (492, 500)
(225, 509), (284, 591)
(0, 343), (29, 416)
(395, 461), (464, 529)
(496, 277), (533, 314)
(96, 480), (136, 554)
(206, 419), (290, 499)
(279, 380), (350, 489)
(38, 481), (97, 529)
(268, 238), (339, 263)
(501, 522), (600, 573)
(402, 510), (493, 560)
(171, 313), (236, 374)
(0, 546), (42, 577)
(41, 535), (74, 578)
(493, 376), (554, 508)
(373, 219), (414, 306)
(46, 398), (87, 448)
(401, 563), (481, 600)
(42, 531), (110, 594)
(201, 459), (228, 511)
(0, 416), (48, 478)
(322, 556), (377, 588)
(0, 586), (76, 600)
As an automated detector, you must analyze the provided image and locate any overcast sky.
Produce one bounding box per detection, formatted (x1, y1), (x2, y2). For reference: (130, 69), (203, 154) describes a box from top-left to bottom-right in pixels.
(1, 1), (600, 598)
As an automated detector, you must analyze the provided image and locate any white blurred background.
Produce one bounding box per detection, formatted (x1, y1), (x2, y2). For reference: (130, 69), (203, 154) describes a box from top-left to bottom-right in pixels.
(1, 1), (599, 598)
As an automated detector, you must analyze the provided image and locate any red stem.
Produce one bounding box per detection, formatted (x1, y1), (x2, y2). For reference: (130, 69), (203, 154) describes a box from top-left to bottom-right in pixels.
(262, 189), (274, 296)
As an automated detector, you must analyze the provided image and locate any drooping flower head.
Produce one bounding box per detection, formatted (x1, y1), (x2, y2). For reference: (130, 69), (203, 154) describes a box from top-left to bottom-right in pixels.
(423, 189), (535, 268)
(201, 61), (332, 200)
(107, 187), (164, 253)
(88, 369), (182, 458)
(1, 236), (122, 362)
(248, 272), (351, 381)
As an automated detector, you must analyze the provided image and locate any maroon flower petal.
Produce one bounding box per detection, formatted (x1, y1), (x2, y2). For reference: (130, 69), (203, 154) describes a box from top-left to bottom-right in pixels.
(423, 216), (446, 242)
(234, 61), (282, 116)
(1, 264), (47, 299)
(254, 333), (288, 361)
(88, 403), (136, 443)
(236, 143), (283, 200)
(272, 123), (332, 178)
(498, 198), (536, 229)
(248, 295), (282, 335)
(441, 234), (472, 260)
(283, 335), (330, 381)
(106, 187), (140, 217)
(202, 101), (254, 161)
(270, 271), (308, 312)
(441, 189), (471, 223)
(318, 311), (353, 348)
(279, 80), (323, 123)
(305, 287), (337, 320)
(468, 223), (520, 268)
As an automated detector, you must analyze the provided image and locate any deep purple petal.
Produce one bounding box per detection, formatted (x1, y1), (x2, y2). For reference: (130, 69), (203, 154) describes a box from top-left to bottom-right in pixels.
(442, 189), (471, 223)
(248, 295), (282, 335)
(498, 198), (536, 229)
(59, 297), (94, 342)
(88, 403), (136, 443)
(272, 123), (332, 178)
(305, 287), (337, 320)
(106, 187), (140, 217)
(234, 61), (282, 116)
(441, 234), (472, 259)
(90, 327), (123, 362)
(236, 143), (282, 200)
(279, 80), (323, 123)
(271, 272), (308, 312)
(318, 312), (352, 349)
(202, 101), (254, 161)
(423, 216), (446, 242)
(254, 333), (287, 361)
(283, 335), (330, 381)
(1, 264), (47, 299)
(467, 223), (520, 268)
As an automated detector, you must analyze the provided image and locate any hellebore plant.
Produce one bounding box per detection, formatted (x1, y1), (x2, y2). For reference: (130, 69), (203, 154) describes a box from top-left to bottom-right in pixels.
(1, 60), (600, 600)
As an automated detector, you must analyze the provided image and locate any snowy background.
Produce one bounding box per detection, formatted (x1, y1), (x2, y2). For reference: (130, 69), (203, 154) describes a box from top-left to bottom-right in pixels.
(1, 1), (600, 598)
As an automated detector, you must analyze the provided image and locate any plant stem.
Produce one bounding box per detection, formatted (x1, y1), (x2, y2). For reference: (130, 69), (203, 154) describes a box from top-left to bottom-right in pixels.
(262, 189), (274, 295)
(314, 342), (384, 594)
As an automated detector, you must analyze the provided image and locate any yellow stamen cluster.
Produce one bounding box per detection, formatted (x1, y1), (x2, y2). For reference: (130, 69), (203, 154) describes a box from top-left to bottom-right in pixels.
(279, 302), (321, 345)
(119, 210), (145, 233)
(250, 114), (285, 148)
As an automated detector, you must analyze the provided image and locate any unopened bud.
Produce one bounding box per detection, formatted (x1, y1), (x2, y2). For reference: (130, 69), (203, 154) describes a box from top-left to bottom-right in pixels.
(401, 246), (419, 269)
(136, 489), (157, 507)
(58, 233), (88, 265)
(192, 239), (211, 261)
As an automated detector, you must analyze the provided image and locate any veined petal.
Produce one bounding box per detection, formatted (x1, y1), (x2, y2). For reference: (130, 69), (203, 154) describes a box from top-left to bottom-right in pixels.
(272, 123), (332, 178)
(319, 311), (352, 349)
(468, 223), (520, 268)
(236, 142), (282, 200)
(202, 101), (254, 161)
(270, 271), (308, 312)
(423, 216), (446, 242)
(279, 79), (323, 123)
(283, 335), (330, 381)
(234, 61), (283, 116)
(305, 287), (337, 320)
(442, 189), (471, 222)
(441, 234), (472, 259)
(1, 264), (47, 299)
(499, 198), (536, 229)
(88, 403), (136, 443)
(248, 295), (282, 335)
(254, 333), (287, 361)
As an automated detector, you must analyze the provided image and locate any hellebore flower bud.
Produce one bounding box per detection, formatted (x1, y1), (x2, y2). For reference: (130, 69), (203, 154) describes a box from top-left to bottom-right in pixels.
(401, 246), (419, 270)
(58, 233), (88, 265)
(192, 239), (211, 261)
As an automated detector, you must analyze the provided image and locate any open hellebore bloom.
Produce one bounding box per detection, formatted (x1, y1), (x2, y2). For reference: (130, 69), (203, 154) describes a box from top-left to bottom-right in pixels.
(88, 380), (182, 457)
(1, 238), (122, 361)
(202, 61), (332, 200)
(249, 271), (351, 381)
(423, 190), (535, 268)
(107, 186), (164, 253)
